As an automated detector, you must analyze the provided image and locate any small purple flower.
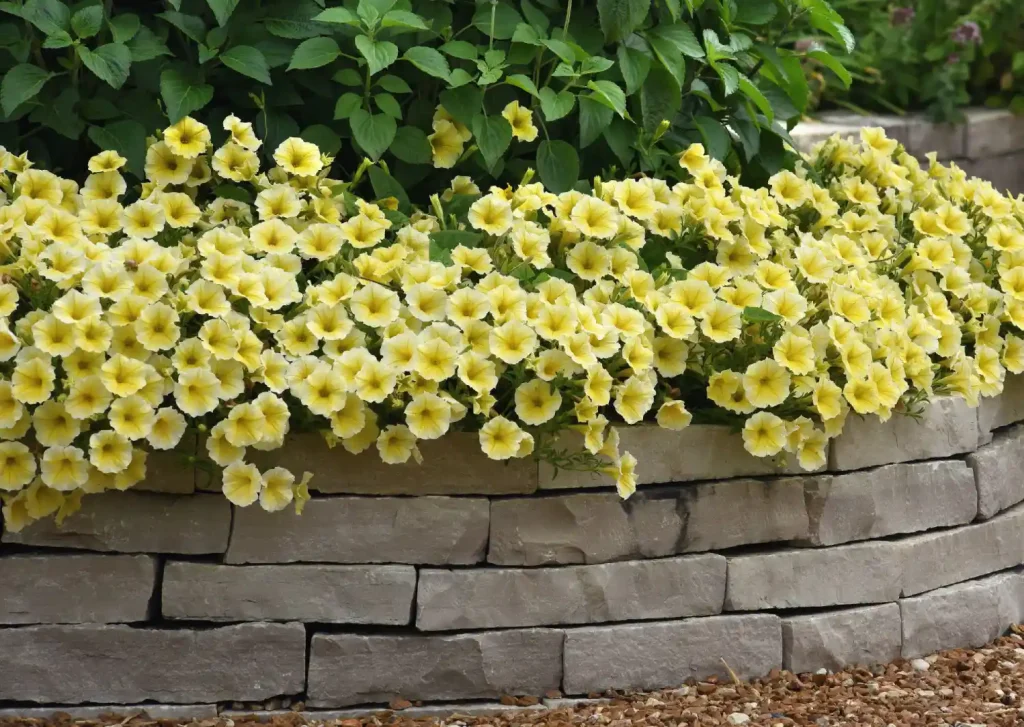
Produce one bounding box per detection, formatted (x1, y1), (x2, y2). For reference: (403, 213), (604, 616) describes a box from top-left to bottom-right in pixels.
(890, 7), (915, 26)
(951, 21), (982, 46)
(947, 53), (960, 65)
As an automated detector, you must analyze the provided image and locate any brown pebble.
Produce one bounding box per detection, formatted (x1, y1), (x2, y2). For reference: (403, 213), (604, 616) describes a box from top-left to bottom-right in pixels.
(500, 695), (519, 706)
(388, 698), (412, 711)
(696, 683), (716, 695)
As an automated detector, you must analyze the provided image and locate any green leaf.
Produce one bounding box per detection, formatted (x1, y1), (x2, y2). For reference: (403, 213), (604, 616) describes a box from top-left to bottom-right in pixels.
(448, 68), (473, 87)
(804, 0), (854, 53)
(403, 46), (450, 80)
(542, 38), (576, 63)
(617, 44), (651, 95)
(78, 43), (131, 89)
(694, 116), (730, 160)
(579, 95), (613, 148)
(538, 87), (575, 121)
(471, 114), (512, 170)
(127, 25), (171, 61)
(512, 22), (541, 45)
(536, 140), (579, 193)
(368, 166), (410, 210)
(646, 34), (685, 88)
(431, 229), (484, 250)
(378, 74), (412, 93)
(472, 2), (523, 40)
(30, 86), (83, 140)
(289, 36), (340, 70)
(581, 56), (615, 74)
(375, 92), (402, 119)
(734, 0), (777, 25)
(70, 6), (103, 39)
(314, 6), (359, 24)
(777, 52), (809, 112)
(742, 306), (782, 323)
(440, 40), (478, 60)
(334, 92), (363, 119)
(1, 63), (52, 115)
(439, 85), (483, 126)
(335, 68), (362, 86)
(506, 73), (539, 97)
(521, 0), (549, 31)
(807, 48), (851, 88)
(157, 11), (205, 43)
(649, 22), (704, 58)
(602, 116), (634, 166)
(198, 43), (218, 64)
(714, 62), (739, 96)
(221, 45), (272, 84)
(587, 80), (628, 118)
(381, 10), (428, 30)
(42, 30), (73, 48)
(108, 13), (140, 43)
(596, 0), (650, 43)
(390, 126), (431, 164)
(206, 0), (239, 26)
(301, 124), (342, 155)
(160, 68), (214, 122)
(87, 119), (147, 176)
(640, 66), (681, 132)
(355, 35), (398, 75)
(737, 76), (773, 122)
(350, 108), (396, 160)
(21, 0), (69, 35)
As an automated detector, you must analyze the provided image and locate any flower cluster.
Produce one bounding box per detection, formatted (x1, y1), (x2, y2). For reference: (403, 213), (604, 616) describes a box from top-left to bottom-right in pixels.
(0, 116), (1020, 531)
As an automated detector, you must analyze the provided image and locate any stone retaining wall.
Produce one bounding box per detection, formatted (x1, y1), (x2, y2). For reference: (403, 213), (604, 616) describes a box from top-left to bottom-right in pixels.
(3, 380), (1024, 715)
(792, 109), (1024, 194)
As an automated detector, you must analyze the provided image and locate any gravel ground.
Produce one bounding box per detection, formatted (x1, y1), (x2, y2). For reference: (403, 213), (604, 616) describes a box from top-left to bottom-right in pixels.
(4, 630), (1024, 727)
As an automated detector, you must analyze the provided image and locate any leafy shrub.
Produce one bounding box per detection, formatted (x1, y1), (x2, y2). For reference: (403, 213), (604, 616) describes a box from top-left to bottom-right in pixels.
(806, 0), (1024, 121)
(0, 114), (1021, 530)
(0, 0), (852, 198)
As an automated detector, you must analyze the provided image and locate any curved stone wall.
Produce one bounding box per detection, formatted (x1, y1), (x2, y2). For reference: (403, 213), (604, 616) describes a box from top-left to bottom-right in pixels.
(2, 379), (1024, 715)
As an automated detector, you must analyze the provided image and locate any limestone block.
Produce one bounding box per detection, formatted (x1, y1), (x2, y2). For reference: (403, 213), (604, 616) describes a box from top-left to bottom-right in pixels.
(964, 108), (1024, 158)
(782, 604), (902, 673)
(307, 630), (563, 707)
(904, 116), (967, 159)
(134, 449), (196, 494)
(726, 541), (902, 610)
(562, 615), (781, 694)
(227, 496), (488, 565)
(829, 397), (978, 471)
(968, 425), (1024, 519)
(958, 152), (1024, 195)
(0, 623), (306, 704)
(978, 375), (1024, 437)
(163, 562), (416, 624)
(416, 554), (725, 630)
(0, 555), (156, 624)
(2, 492), (230, 554)
(803, 461), (977, 546)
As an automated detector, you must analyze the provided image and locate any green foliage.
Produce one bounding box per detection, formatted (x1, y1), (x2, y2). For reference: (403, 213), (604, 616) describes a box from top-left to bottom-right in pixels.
(806, 0), (1024, 122)
(0, 0), (850, 197)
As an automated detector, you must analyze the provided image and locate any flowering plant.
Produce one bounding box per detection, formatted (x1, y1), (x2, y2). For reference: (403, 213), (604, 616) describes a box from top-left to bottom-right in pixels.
(0, 114), (1021, 531)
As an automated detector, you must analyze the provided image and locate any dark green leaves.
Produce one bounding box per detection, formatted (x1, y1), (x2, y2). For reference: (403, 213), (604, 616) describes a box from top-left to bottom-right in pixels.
(21, 0), (69, 36)
(579, 95), (613, 147)
(87, 119), (147, 176)
(403, 46), (450, 79)
(206, 0), (239, 26)
(1, 63), (53, 115)
(289, 37), (341, 70)
(351, 108), (397, 160)
(390, 126), (432, 164)
(78, 44), (132, 90)
(536, 140), (579, 193)
(618, 45), (651, 95)
(221, 45), (272, 84)
(160, 68), (214, 122)
(355, 35), (399, 75)
(596, 0), (650, 43)
(471, 114), (512, 170)
(742, 306), (782, 323)
(539, 87), (575, 120)
(70, 6), (103, 38)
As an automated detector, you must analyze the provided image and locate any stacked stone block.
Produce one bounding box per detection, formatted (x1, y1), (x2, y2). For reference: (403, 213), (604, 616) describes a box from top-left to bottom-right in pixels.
(3, 380), (1024, 712)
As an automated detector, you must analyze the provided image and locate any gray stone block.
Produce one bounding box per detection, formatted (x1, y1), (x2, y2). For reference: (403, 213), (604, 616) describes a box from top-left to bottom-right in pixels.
(726, 541), (902, 610)
(0, 623), (306, 704)
(0, 555), (155, 624)
(134, 448), (196, 495)
(221, 705), (546, 721)
(964, 108), (1024, 158)
(782, 604), (902, 673)
(790, 113), (911, 154)
(307, 629), (563, 707)
(249, 432), (537, 495)
(227, 496), (488, 565)
(958, 152), (1024, 195)
(0, 705), (218, 720)
(803, 461), (977, 546)
(829, 397), (978, 471)
(900, 570), (1024, 658)
(978, 374), (1024, 438)
(968, 425), (1024, 519)
(489, 477), (809, 566)
(2, 492), (231, 554)
(562, 615), (781, 694)
(539, 425), (817, 490)
(898, 504), (1024, 596)
(904, 116), (967, 158)
(163, 562), (416, 624)
(416, 555), (725, 630)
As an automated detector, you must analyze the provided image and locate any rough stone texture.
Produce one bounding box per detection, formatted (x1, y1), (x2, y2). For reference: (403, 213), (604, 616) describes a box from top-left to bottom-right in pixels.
(900, 571), (1024, 658)
(416, 555), (726, 630)
(790, 113), (909, 154)
(2, 492), (231, 554)
(0, 555), (156, 624)
(249, 432), (537, 495)
(978, 374), (1024, 438)
(538, 426), (816, 490)
(726, 541), (902, 610)
(562, 615), (782, 694)
(0, 623), (306, 704)
(162, 562), (416, 624)
(782, 604), (902, 673)
(959, 151), (1024, 195)
(489, 477), (809, 566)
(133, 448), (196, 495)
(964, 108), (1024, 158)
(898, 504), (1024, 596)
(829, 397), (978, 471)
(307, 630), (563, 707)
(968, 425), (1024, 520)
(905, 118), (967, 159)
(227, 496), (488, 565)
(0, 706), (218, 720)
(803, 461), (977, 546)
